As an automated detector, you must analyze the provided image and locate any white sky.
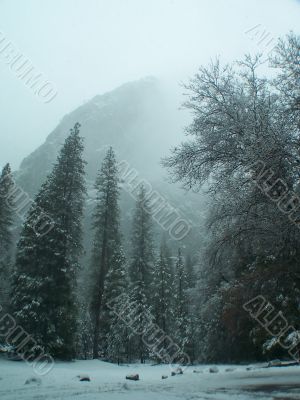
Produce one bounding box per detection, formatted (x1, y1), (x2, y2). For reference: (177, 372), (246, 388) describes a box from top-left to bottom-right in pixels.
(0, 0), (299, 169)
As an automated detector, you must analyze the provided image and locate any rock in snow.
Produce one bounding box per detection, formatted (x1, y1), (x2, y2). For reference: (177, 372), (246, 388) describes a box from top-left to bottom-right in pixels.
(171, 367), (183, 376)
(77, 375), (91, 382)
(209, 366), (219, 373)
(126, 374), (139, 381)
(24, 376), (42, 385)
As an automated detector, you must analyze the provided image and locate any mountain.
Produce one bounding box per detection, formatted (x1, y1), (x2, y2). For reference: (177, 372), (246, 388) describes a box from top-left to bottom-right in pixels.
(17, 78), (181, 192)
(16, 77), (208, 255)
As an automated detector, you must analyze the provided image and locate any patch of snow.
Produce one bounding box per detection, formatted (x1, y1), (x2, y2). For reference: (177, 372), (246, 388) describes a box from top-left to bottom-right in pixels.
(0, 359), (299, 399)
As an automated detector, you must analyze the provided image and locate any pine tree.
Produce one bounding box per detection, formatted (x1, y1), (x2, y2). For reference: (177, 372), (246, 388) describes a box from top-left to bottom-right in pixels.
(185, 254), (196, 289)
(185, 254), (198, 361)
(76, 301), (93, 360)
(129, 185), (154, 363)
(173, 248), (191, 357)
(153, 237), (173, 339)
(12, 123), (86, 359)
(90, 147), (122, 358)
(102, 247), (128, 363)
(0, 163), (15, 309)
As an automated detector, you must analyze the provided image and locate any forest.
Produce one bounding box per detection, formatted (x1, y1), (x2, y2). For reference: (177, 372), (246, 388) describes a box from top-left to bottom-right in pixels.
(0, 33), (300, 368)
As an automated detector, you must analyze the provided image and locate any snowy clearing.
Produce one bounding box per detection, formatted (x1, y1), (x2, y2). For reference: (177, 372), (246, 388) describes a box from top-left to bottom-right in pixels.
(1, 359), (300, 399)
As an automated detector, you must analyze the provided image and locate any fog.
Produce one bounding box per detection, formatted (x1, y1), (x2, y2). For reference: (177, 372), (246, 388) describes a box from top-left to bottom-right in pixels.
(0, 0), (299, 169)
(2, 0), (300, 383)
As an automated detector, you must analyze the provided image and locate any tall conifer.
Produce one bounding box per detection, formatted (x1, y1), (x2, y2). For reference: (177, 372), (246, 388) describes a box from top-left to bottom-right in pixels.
(12, 123), (86, 359)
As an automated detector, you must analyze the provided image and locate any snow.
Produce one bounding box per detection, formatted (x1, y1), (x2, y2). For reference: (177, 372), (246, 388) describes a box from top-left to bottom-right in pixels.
(0, 358), (300, 399)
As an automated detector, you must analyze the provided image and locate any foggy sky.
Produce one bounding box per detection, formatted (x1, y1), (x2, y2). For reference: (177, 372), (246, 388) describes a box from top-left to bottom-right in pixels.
(0, 0), (299, 169)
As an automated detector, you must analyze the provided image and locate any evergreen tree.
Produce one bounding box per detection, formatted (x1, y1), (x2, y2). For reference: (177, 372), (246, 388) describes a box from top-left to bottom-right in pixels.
(173, 248), (191, 356)
(12, 123), (86, 359)
(129, 185), (154, 363)
(185, 254), (196, 289)
(0, 163), (15, 308)
(90, 147), (122, 359)
(102, 247), (128, 363)
(153, 237), (173, 339)
(76, 301), (93, 360)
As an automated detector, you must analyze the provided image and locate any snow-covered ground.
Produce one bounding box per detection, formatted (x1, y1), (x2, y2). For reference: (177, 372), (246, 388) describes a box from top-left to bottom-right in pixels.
(0, 358), (300, 399)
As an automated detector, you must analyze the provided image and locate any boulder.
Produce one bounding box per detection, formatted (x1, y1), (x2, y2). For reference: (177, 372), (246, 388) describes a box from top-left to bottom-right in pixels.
(162, 375), (168, 379)
(209, 366), (219, 373)
(126, 374), (139, 381)
(77, 374), (91, 382)
(171, 367), (183, 376)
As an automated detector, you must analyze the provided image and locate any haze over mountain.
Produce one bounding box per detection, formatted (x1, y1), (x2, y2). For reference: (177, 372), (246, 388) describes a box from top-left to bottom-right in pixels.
(16, 77), (207, 255)
(1, 0), (299, 170)
(16, 77), (188, 194)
